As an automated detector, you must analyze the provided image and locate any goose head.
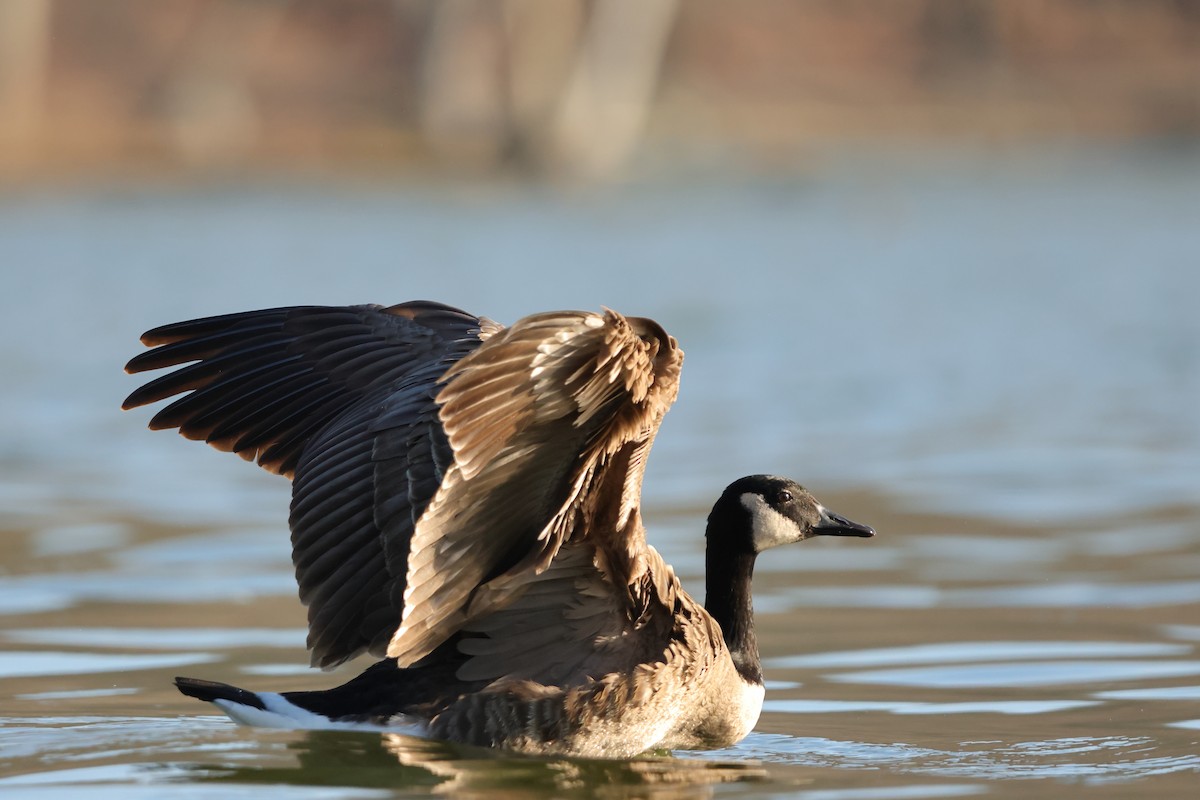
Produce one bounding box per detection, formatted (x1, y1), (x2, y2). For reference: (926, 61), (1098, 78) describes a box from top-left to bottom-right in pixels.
(704, 475), (874, 685)
(709, 474), (875, 555)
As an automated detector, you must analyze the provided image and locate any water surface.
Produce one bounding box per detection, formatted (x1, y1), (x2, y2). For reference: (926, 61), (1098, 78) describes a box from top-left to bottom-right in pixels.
(1, 147), (1198, 797)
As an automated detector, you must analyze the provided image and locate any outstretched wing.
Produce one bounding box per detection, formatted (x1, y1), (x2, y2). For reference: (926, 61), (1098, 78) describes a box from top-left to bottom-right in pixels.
(388, 309), (683, 666)
(125, 303), (684, 672)
(124, 302), (495, 667)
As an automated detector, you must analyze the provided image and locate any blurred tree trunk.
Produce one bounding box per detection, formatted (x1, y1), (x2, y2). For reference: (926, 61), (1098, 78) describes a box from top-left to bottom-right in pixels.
(416, 0), (514, 166)
(548, 0), (678, 178)
(0, 0), (52, 170)
(154, 3), (287, 166)
(417, 0), (677, 178)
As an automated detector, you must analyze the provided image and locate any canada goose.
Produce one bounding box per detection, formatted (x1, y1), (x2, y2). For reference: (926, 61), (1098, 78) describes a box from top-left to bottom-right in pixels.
(123, 302), (873, 758)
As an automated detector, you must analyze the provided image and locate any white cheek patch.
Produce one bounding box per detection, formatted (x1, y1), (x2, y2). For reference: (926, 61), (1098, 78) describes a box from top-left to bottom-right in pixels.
(740, 492), (804, 551)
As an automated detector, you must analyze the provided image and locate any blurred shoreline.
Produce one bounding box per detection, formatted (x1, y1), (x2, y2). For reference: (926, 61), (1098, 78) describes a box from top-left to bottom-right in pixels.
(1, 0), (1196, 184)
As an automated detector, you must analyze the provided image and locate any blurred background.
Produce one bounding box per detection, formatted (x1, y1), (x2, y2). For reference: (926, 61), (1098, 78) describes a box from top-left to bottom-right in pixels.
(2, 1), (1199, 795)
(1, 0), (1197, 180)
(2, 0), (1196, 513)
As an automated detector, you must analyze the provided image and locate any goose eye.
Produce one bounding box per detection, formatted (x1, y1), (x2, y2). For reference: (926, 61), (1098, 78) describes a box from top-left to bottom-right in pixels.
(777, 490), (793, 504)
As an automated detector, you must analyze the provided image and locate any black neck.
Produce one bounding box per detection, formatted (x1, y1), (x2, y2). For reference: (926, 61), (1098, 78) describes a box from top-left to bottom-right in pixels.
(704, 539), (762, 685)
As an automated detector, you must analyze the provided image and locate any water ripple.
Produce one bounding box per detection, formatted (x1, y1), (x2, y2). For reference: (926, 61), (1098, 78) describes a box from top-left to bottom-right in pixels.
(765, 699), (1100, 715)
(0, 651), (217, 679)
(1094, 685), (1200, 700)
(771, 640), (1190, 669)
(721, 732), (1200, 782)
(3, 628), (306, 651)
(828, 660), (1200, 688)
(782, 581), (1200, 609)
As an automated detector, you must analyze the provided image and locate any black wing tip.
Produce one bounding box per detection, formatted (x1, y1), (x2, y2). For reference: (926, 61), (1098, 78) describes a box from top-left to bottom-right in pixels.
(121, 386), (155, 411)
(120, 378), (186, 412)
(136, 320), (214, 349)
(174, 676), (267, 710)
(123, 347), (177, 376)
(138, 307), (304, 342)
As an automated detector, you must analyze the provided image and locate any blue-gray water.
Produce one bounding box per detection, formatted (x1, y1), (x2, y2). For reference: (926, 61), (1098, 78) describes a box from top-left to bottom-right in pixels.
(1, 147), (1198, 798)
